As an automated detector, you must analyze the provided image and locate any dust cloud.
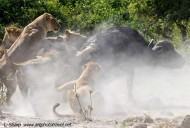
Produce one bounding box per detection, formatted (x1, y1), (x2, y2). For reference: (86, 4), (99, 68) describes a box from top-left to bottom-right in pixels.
(9, 26), (190, 119)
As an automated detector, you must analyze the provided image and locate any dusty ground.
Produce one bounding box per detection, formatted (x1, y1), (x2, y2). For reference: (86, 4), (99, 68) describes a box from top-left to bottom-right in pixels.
(0, 107), (190, 128)
(1, 64), (190, 128)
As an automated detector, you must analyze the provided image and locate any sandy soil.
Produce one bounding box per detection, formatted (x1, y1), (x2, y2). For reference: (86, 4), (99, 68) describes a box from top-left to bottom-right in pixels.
(1, 63), (190, 128)
(0, 106), (189, 128)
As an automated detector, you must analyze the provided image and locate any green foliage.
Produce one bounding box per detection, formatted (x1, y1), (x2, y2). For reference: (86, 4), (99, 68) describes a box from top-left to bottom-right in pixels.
(59, 0), (129, 32)
(0, 0), (66, 38)
(0, 0), (189, 49)
(154, 0), (190, 22)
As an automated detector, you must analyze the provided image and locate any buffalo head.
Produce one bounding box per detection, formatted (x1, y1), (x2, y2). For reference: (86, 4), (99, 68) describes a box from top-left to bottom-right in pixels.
(152, 40), (185, 68)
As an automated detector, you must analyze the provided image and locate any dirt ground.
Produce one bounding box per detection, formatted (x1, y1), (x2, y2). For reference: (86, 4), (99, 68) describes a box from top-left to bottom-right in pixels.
(1, 65), (190, 128)
(0, 107), (189, 128)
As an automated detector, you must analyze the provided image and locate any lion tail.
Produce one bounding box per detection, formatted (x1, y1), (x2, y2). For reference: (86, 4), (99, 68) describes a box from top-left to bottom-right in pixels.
(53, 103), (61, 116)
(53, 103), (75, 118)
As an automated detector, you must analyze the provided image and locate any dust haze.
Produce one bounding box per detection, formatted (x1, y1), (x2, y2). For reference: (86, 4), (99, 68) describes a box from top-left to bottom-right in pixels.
(9, 25), (190, 119)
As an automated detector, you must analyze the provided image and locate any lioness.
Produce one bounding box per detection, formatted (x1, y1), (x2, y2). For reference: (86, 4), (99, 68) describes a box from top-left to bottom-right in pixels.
(5, 13), (60, 62)
(64, 29), (87, 49)
(0, 27), (22, 58)
(54, 62), (104, 117)
(3, 27), (22, 49)
(47, 29), (88, 53)
(0, 13), (60, 104)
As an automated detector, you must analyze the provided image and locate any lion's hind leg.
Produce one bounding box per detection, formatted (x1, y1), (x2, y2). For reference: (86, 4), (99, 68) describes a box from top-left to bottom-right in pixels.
(67, 86), (91, 114)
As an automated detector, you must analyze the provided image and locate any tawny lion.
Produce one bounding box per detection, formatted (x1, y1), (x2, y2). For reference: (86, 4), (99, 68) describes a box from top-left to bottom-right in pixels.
(0, 13), (60, 104)
(0, 27), (22, 58)
(53, 62), (104, 117)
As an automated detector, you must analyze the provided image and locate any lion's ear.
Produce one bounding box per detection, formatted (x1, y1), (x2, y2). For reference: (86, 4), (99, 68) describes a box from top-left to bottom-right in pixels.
(45, 14), (52, 20)
(45, 15), (50, 20)
(16, 29), (22, 34)
(5, 28), (12, 33)
(65, 29), (71, 37)
(82, 64), (87, 70)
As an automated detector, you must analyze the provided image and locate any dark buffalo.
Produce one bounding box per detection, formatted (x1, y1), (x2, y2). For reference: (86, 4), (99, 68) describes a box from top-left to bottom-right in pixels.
(78, 26), (185, 102)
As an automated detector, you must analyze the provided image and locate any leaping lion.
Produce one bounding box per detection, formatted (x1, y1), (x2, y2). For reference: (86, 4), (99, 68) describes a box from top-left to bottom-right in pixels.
(0, 13), (60, 104)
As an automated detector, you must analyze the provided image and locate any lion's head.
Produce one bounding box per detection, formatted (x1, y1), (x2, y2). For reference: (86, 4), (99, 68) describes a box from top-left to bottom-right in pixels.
(64, 29), (87, 49)
(3, 27), (22, 49)
(81, 62), (102, 82)
(42, 13), (60, 32)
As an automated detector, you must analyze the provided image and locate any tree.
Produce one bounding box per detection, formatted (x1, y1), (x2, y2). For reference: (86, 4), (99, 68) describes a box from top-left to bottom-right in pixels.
(154, 0), (190, 42)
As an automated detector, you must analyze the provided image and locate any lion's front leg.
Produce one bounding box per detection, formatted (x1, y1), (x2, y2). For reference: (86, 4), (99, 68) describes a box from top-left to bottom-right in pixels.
(29, 29), (39, 36)
(46, 36), (64, 42)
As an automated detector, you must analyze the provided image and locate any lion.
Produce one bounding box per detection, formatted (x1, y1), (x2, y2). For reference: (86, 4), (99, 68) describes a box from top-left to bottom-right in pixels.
(0, 27), (22, 58)
(53, 62), (104, 117)
(47, 29), (87, 49)
(4, 12), (60, 62)
(0, 13), (60, 104)
(47, 29), (87, 47)
(64, 29), (87, 49)
(3, 27), (22, 49)
(47, 29), (96, 62)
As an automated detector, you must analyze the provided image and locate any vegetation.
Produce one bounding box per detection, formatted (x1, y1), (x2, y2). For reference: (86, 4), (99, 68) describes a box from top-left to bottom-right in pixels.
(0, 0), (190, 49)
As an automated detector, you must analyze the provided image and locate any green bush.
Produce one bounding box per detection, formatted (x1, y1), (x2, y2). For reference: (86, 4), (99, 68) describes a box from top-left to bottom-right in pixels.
(0, 0), (189, 50)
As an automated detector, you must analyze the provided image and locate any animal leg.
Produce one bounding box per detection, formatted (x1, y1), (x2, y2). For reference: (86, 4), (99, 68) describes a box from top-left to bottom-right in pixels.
(57, 80), (76, 102)
(4, 79), (17, 105)
(67, 90), (79, 113)
(57, 80), (76, 91)
(15, 71), (28, 99)
(126, 68), (135, 103)
(91, 91), (105, 115)
(17, 78), (28, 99)
(67, 87), (92, 114)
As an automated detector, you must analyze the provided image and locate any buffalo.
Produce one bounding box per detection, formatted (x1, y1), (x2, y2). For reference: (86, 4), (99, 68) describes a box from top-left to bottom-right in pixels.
(77, 26), (185, 103)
